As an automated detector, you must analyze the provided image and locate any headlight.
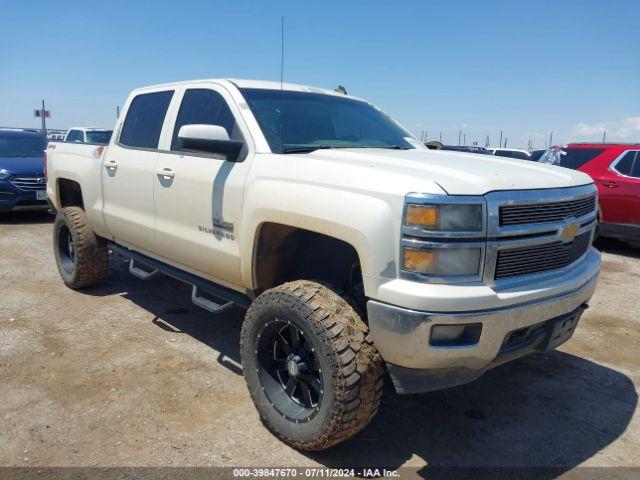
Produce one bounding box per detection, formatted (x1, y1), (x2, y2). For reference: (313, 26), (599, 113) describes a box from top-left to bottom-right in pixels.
(0, 169), (10, 180)
(403, 245), (481, 276)
(401, 195), (486, 281)
(405, 203), (483, 232)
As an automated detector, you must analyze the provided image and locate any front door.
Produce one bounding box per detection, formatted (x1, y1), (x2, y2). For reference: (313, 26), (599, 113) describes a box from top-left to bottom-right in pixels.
(153, 86), (251, 288)
(101, 90), (174, 250)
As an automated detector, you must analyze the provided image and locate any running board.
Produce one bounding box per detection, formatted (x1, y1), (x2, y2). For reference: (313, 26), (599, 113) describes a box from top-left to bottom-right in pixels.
(129, 259), (159, 281)
(109, 243), (252, 311)
(191, 286), (233, 313)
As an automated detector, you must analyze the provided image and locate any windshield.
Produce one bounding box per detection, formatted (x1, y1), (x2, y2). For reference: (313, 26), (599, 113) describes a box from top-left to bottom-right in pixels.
(239, 88), (418, 153)
(85, 131), (112, 144)
(0, 135), (47, 157)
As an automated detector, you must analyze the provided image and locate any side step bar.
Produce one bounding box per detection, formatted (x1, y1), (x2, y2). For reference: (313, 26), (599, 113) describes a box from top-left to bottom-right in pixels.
(129, 259), (159, 281)
(109, 243), (252, 311)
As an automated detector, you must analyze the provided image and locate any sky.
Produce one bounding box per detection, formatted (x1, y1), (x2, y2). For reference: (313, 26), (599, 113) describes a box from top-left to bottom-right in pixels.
(1, 0), (638, 148)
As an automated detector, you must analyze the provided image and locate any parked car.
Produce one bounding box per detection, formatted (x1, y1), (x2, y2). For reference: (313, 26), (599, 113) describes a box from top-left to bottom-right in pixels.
(46, 79), (600, 450)
(487, 147), (532, 160)
(529, 149), (547, 161)
(424, 142), (492, 155)
(0, 129), (48, 212)
(64, 127), (113, 145)
(539, 143), (640, 246)
(442, 145), (493, 155)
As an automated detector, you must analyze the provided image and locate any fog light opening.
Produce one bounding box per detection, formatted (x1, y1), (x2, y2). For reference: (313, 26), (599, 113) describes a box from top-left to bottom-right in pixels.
(430, 323), (482, 347)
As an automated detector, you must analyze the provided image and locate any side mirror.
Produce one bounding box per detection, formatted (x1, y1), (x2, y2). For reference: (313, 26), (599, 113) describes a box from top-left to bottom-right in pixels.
(177, 124), (244, 161)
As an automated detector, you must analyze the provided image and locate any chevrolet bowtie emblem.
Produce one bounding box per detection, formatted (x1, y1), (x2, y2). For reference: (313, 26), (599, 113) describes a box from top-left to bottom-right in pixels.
(560, 221), (579, 242)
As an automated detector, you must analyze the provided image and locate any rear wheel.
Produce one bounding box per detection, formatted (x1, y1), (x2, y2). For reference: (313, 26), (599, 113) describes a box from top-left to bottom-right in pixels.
(241, 280), (383, 450)
(53, 207), (108, 289)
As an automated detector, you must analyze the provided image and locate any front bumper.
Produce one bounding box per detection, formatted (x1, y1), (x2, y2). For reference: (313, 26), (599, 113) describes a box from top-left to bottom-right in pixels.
(367, 253), (599, 394)
(0, 185), (48, 212)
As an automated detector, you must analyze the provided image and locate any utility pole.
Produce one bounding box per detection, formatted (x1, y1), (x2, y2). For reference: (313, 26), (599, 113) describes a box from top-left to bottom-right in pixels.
(549, 130), (553, 147)
(603, 130), (607, 143)
(499, 130), (503, 148)
(40, 100), (47, 137)
(439, 132), (442, 143)
(485, 135), (490, 148)
(463, 133), (466, 146)
(504, 138), (508, 148)
(117, 106), (120, 118)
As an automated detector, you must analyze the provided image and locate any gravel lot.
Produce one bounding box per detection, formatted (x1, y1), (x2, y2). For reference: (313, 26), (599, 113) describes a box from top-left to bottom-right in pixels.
(1, 211), (639, 473)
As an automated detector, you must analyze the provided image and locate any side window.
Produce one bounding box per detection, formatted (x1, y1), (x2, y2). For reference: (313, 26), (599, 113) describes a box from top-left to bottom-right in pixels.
(120, 91), (174, 149)
(495, 151), (528, 159)
(171, 89), (241, 151)
(66, 130), (79, 142)
(613, 151), (636, 176)
(559, 148), (605, 170)
(631, 153), (640, 178)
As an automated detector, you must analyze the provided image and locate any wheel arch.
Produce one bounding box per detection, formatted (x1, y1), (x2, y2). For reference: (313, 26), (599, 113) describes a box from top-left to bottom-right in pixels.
(241, 182), (400, 300)
(57, 178), (85, 209)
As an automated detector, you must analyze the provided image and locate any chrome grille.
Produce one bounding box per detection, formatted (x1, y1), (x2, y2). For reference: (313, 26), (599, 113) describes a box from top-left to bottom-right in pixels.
(495, 231), (591, 279)
(10, 176), (46, 191)
(499, 196), (596, 226)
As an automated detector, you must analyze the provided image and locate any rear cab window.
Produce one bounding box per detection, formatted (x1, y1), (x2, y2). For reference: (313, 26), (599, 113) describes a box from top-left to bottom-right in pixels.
(86, 131), (112, 145)
(119, 91), (174, 149)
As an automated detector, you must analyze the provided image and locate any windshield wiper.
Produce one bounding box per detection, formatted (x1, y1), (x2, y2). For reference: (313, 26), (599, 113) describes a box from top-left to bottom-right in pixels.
(282, 145), (334, 154)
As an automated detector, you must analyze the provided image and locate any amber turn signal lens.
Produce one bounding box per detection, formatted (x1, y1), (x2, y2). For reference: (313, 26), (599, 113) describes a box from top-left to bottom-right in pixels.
(403, 248), (436, 273)
(406, 205), (438, 228)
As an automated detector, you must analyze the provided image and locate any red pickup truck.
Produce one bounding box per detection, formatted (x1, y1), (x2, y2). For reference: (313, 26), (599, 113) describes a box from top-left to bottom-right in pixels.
(540, 143), (640, 247)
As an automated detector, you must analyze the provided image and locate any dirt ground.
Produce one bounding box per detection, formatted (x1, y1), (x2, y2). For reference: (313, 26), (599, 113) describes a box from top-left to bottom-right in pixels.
(1, 211), (639, 473)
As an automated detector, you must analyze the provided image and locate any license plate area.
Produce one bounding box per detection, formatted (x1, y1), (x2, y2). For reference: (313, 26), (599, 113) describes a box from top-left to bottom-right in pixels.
(543, 311), (581, 351)
(36, 190), (47, 200)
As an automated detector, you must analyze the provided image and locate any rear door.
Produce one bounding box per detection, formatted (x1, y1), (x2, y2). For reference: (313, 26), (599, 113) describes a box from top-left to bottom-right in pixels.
(101, 89), (174, 251)
(601, 150), (640, 225)
(152, 84), (252, 287)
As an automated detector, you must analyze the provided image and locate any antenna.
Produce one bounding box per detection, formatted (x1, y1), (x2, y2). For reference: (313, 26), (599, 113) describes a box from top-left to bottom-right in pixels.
(279, 16), (285, 154)
(280, 16), (285, 89)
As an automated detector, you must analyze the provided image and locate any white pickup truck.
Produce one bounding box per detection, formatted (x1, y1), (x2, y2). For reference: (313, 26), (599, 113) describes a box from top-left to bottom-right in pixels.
(46, 79), (600, 450)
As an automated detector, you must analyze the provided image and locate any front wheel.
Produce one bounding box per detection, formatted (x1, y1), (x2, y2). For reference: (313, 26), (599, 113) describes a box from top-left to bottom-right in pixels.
(240, 280), (383, 450)
(53, 207), (108, 289)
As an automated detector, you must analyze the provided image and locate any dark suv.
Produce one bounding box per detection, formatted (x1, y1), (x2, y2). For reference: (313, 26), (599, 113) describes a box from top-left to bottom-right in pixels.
(0, 130), (48, 212)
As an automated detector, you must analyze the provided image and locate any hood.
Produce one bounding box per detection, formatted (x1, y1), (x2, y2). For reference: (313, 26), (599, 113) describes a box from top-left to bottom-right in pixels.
(297, 148), (592, 196)
(0, 155), (45, 176)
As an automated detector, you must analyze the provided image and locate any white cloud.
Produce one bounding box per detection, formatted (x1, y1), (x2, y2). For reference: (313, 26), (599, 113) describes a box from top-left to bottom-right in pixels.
(568, 117), (640, 142)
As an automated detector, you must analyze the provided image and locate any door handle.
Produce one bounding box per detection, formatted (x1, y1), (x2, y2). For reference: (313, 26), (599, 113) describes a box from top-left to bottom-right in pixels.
(157, 168), (175, 179)
(106, 159), (118, 170)
(602, 181), (619, 188)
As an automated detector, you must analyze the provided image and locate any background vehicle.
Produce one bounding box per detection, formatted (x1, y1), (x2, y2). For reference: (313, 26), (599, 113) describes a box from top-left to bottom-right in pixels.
(487, 147), (532, 160)
(539, 143), (640, 246)
(46, 79), (600, 450)
(530, 149), (547, 161)
(0, 129), (48, 212)
(423, 142), (492, 154)
(64, 127), (113, 144)
(443, 145), (492, 154)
